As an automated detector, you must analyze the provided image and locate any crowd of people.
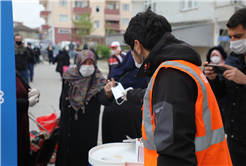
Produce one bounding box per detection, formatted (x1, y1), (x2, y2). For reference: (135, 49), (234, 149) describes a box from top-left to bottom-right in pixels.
(14, 6), (246, 166)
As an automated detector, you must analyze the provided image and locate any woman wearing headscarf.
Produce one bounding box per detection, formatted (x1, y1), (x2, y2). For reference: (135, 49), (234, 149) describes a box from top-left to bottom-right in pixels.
(56, 50), (113, 166)
(206, 45), (227, 123)
(102, 50), (148, 143)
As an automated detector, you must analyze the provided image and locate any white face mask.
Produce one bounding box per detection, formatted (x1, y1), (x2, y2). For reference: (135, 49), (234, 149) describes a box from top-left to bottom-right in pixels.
(133, 45), (143, 68)
(111, 50), (116, 55)
(230, 38), (246, 55)
(210, 56), (221, 64)
(79, 65), (95, 77)
(111, 81), (125, 105)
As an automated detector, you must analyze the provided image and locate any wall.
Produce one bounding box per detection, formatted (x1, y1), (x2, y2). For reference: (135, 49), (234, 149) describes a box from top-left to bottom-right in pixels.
(155, 1), (214, 24)
(53, 1), (72, 28)
(90, 0), (106, 36)
(119, 0), (132, 32)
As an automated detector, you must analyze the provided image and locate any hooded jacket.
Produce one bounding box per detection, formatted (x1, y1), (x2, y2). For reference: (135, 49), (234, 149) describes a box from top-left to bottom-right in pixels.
(137, 32), (203, 165)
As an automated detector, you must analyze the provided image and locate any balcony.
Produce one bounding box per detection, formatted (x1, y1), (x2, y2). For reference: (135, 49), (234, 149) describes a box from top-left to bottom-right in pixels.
(105, 23), (120, 31)
(39, 0), (48, 6)
(41, 24), (50, 31)
(40, 11), (50, 19)
(104, 8), (120, 15)
(73, 7), (91, 14)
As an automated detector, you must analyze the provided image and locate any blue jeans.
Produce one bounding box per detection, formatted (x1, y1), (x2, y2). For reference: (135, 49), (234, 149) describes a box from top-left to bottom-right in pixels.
(227, 138), (246, 166)
(17, 69), (29, 84)
(70, 50), (74, 58)
(27, 63), (34, 81)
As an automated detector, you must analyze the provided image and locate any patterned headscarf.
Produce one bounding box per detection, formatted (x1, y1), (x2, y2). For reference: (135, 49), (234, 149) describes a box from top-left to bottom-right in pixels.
(63, 50), (106, 113)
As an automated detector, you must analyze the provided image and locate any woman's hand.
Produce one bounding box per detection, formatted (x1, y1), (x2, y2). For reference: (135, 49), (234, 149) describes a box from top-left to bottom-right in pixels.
(104, 78), (116, 100)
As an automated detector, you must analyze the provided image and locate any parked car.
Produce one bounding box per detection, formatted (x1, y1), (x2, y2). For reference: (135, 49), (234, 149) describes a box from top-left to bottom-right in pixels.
(40, 44), (62, 61)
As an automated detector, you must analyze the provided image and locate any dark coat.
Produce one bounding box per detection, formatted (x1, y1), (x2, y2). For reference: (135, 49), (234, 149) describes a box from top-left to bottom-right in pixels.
(47, 46), (54, 57)
(16, 71), (31, 165)
(62, 50), (70, 66)
(210, 52), (246, 142)
(53, 53), (65, 73)
(56, 80), (113, 166)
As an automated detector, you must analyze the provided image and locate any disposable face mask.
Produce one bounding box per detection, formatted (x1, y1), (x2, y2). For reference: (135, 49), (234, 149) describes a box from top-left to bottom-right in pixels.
(230, 38), (246, 55)
(79, 65), (95, 77)
(210, 56), (221, 64)
(111, 50), (116, 55)
(111, 81), (125, 105)
(133, 45), (143, 68)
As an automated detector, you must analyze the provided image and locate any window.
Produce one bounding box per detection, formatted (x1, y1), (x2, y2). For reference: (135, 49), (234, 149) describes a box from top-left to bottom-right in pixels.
(58, 29), (71, 34)
(144, 0), (156, 12)
(74, 1), (88, 8)
(122, 4), (130, 11)
(59, 0), (67, 7)
(122, 18), (129, 25)
(59, 15), (68, 22)
(96, 6), (100, 12)
(95, 21), (100, 28)
(108, 3), (117, 10)
(75, 15), (81, 21)
(181, 0), (198, 10)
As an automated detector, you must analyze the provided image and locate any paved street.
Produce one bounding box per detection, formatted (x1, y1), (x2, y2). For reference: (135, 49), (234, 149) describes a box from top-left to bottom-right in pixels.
(28, 59), (109, 164)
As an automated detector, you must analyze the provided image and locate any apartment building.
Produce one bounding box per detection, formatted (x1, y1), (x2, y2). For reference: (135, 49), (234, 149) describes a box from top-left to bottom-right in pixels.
(39, 0), (132, 45)
(106, 0), (246, 63)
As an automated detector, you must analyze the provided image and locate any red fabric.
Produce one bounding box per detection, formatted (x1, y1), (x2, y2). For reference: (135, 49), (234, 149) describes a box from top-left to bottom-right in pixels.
(16, 76), (30, 160)
(16, 76), (27, 99)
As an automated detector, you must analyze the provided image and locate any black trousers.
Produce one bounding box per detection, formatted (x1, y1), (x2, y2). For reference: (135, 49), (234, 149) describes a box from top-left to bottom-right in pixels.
(227, 137), (246, 166)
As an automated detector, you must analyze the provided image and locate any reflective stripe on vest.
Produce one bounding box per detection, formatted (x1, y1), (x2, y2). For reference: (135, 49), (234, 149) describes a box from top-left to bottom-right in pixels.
(142, 60), (225, 152)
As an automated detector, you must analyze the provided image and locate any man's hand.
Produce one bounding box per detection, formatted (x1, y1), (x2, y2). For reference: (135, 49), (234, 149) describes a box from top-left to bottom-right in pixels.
(115, 48), (121, 56)
(104, 78), (116, 100)
(203, 62), (218, 81)
(221, 64), (246, 85)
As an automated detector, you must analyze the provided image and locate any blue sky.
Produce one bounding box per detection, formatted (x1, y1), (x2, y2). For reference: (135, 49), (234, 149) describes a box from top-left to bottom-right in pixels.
(13, 0), (45, 28)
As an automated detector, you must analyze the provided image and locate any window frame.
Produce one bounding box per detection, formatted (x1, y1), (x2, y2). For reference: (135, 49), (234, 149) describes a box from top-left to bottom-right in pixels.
(181, 0), (198, 11)
(144, 0), (156, 12)
(58, 29), (71, 34)
(59, 14), (68, 22)
(122, 4), (130, 11)
(122, 18), (129, 25)
(59, 0), (68, 7)
(96, 5), (100, 12)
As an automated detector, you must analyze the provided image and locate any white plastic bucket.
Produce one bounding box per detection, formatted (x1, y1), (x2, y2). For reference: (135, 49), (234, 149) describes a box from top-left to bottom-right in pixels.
(89, 143), (144, 166)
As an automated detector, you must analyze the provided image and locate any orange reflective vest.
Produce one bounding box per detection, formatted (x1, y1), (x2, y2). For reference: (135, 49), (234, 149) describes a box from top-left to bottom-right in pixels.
(142, 60), (232, 166)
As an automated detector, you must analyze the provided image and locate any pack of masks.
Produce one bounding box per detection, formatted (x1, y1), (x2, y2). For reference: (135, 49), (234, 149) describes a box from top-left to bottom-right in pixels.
(111, 81), (125, 105)
(230, 39), (246, 55)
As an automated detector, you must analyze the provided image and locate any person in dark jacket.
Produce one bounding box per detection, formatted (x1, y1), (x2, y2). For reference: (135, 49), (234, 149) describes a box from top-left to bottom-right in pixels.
(34, 45), (41, 64)
(27, 43), (36, 82)
(47, 43), (54, 64)
(204, 8), (246, 166)
(53, 50), (66, 78)
(102, 50), (148, 143)
(115, 7), (231, 166)
(62, 47), (70, 66)
(14, 34), (30, 83)
(16, 71), (40, 166)
(55, 50), (113, 166)
(206, 45), (227, 123)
